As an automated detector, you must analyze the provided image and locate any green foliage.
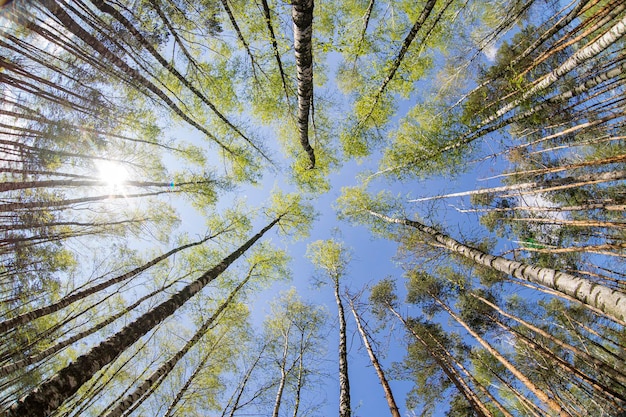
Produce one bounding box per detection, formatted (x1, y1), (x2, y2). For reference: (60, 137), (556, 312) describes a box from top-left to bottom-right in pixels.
(445, 394), (479, 417)
(380, 103), (467, 180)
(261, 288), (328, 412)
(336, 186), (398, 222)
(369, 278), (398, 319)
(456, 290), (498, 336)
(306, 239), (350, 281)
(3, 0), (626, 415)
(246, 242), (292, 289)
(405, 270), (447, 305)
(266, 190), (317, 240)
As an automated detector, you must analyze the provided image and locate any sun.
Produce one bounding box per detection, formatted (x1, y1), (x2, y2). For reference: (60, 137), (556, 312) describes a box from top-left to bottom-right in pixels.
(96, 160), (129, 188)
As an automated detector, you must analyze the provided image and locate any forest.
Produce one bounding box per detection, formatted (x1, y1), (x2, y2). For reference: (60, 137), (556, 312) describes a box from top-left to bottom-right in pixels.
(0, 0), (624, 416)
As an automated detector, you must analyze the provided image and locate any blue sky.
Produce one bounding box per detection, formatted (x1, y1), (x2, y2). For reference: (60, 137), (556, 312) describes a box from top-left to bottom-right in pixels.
(5, 0), (623, 414)
(0, 1), (530, 414)
(157, 30), (509, 411)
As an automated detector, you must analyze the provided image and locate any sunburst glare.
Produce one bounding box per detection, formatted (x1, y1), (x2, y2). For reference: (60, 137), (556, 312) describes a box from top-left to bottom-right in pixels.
(96, 160), (129, 188)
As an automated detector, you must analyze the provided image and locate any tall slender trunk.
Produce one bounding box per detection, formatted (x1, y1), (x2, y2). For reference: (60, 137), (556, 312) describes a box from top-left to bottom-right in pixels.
(292, 333), (305, 417)
(102, 269), (255, 417)
(358, 0), (437, 127)
(164, 333), (226, 417)
(260, 0), (291, 102)
(411, 170), (626, 202)
(420, 324), (513, 417)
(88, 0), (271, 163)
(485, 13), (626, 126)
(482, 154), (626, 181)
(510, 218), (626, 230)
(271, 332), (291, 417)
(368, 210), (626, 323)
(385, 303), (489, 416)
(376, 0), (436, 99)
(219, 0), (258, 77)
(334, 280), (351, 417)
(431, 295), (570, 416)
(221, 344), (267, 417)
(0, 189), (176, 213)
(470, 292), (626, 386)
(403, 14), (626, 173)
(352, 0), (375, 64)
(519, 0), (626, 79)
(292, 0), (316, 169)
(4, 217), (281, 417)
(0, 280), (178, 377)
(452, 203), (626, 214)
(39, 0), (235, 156)
(481, 359), (545, 417)
(0, 235), (214, 333)
(511, 0), (594, 67)
(0, 178), (212, 193)
(347, 298), (400, 417)
(494, 318), (626, 408)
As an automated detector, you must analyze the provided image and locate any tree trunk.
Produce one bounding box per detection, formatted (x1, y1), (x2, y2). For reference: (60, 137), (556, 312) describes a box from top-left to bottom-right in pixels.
(411, 170), (626, 202)
(375, 0), (436, 98)
(88, 0), (271, 163)
(518, 243), (626, 258)
(518, 0), (626, 79)
(432, 295), (570, 417)
(334, 280), (351, 417)
(292, 333), (305, 417)
(511, 0), (595, 67)
(164, 334), (225, 417)
(352, 0), (376, 64)
(510, 218), (626, 230)
(292, 0), (316, 169)
(0, 280), (178, 377)
(385, 303), (490, 416)
(471, 292), (626, 387)
(347, 298), (400, 417)
(487, 13), (626, 124)
(219, 0), (258, 77)
(221, 344), (267, 417)
(482, 154), (626, 181)
(0, 235), (213, 333)
(494, 318), (626, 407)
(0, 189), (176, 213)
(0, 178), (214, 193)
(271, 334), (290, 417)
(4, 216), (281, 417)
(452, 203), (626, 214)
(261, 0), (291, 103)
(421, 324), (513, 417)
(368, 210), (626, 323)
(102, 269), (254, 417)
(39, 0), (235, 156)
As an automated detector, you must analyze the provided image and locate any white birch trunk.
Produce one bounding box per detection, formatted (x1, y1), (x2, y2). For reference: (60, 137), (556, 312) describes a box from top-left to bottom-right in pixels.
(368, 211), (626, 323)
